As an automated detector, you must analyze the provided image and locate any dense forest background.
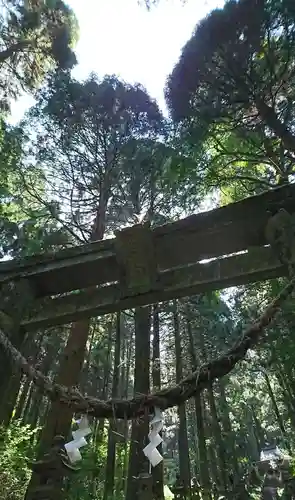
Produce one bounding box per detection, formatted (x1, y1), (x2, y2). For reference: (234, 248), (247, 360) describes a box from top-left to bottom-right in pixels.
(1, 0), (295, 499)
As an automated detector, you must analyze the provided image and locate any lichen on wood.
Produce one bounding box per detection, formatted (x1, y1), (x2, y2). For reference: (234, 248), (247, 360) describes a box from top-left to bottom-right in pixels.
(115, 222), (158, 296)
(20, 246), (285, 331)
(1, 183), (295, 307)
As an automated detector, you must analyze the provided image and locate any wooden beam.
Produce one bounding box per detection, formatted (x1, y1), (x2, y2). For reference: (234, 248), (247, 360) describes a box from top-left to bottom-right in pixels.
(1, 183), (295, 299)
(21, 247), (287, 331)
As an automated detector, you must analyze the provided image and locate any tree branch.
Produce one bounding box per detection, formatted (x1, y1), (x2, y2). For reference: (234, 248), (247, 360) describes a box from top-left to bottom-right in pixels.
(256, 99), (295, 154)
(0, 40), (32, 63)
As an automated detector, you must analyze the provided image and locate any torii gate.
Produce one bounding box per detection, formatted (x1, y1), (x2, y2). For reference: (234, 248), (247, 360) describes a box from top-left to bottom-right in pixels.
(2, 183), (295, 331)
(1, 182), (295, 418)
(1, 183), (295, 499)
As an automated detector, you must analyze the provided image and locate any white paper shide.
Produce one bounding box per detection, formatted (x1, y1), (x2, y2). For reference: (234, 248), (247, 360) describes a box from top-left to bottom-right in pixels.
(65, 415), (92, 463)
(143, 407), (164, 467)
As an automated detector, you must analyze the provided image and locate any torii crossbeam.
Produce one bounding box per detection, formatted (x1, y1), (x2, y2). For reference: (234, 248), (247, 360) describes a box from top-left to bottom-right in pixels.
(1, 183), (295, 331)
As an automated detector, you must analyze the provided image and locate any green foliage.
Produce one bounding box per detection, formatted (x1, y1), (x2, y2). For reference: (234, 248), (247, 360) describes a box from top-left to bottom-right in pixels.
(38, 72), (163, 132)
(0, 421), (39, 500)
(0, 0), (79, 108)
(0, 130), (72, 258)
(0, 0), (79, 257)
(165, 0), (295, 195)
(23, 73), (172, 240)
(166, 0), (295, 125)
(65, 439), (108, 500)
(3, 2), (295, 499)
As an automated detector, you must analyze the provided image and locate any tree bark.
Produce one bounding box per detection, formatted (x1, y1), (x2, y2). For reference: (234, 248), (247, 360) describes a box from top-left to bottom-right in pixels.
(250, 404), (265, 451)
(152, 304), (164, 500)
(125, 306), (151, 500)
(256, 99), (295, 154)
(206, 384), (228, 492)
(27, 339), (58, 430)
(0, 331), (43, 426)
(218, 379), (239, 476)
(198, 325), (227, 493)
(96, 321), (113, 443)
(103, 313), (122, 500)
(116, 323), (132, 497)
(0, 328), (25, 412)
(263, 371), (290, 451)
(173, 300), (191, 498)
(25, 196), (107, 500)
(275, 370), (295, 430)
(186, 313), (211, 498)
(13, 377), (31, 421)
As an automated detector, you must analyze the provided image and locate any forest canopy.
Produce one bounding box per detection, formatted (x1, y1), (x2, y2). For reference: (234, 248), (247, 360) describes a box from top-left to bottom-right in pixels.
(166, 0), (295, 196)
(1, 1), (295, 500)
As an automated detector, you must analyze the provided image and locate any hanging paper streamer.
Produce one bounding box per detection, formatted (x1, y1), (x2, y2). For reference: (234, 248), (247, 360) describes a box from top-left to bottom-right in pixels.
(143, 407), (164, 467)
(65, 415), (92, 463)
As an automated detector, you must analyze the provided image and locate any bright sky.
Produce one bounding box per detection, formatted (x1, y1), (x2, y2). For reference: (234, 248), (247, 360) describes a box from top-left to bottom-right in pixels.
(10, 0), (224, 123)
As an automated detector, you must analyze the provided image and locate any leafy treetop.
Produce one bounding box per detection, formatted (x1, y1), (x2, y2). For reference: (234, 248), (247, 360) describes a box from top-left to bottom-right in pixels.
(0, 0), (78, 109)
(166, 0), (295, 157)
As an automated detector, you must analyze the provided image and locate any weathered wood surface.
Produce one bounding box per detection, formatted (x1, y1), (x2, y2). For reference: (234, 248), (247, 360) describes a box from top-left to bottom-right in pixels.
(1, 184), (295, 330)
(1, 183), (295, 300)
(21, 247), (286, 330)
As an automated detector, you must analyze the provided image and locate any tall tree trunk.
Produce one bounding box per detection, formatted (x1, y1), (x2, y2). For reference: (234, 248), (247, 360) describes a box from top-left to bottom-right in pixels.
(279, 362), (295, 401)
(263, 371), (290, 450)
(0, 331), (43, 426)
(186, 313), (211, 499)
(103, 312), (122, 500)
(255, 99), (295, 154)
(0, 373), (23, 425)
(194, 395), (210, 495)
(0, 280), (35, 406)
(218, 379), (239, 477)
(206, 385), (228, 492)
(126, 306), (151, 500)
(152, 304), (164, 500)
(21, 382), (34, 425)
(251, 404), (265, 450)
(275, 370), (295, 429)
(96, 321), (113, 443)
(0, 329), (21, 403)
(173, 300), (191, 497)
(13, 377), (31, 421)
(116, 325), (132, 497)
(80, 324), (96, 393)
(27, 340), (58, 429)
(25, 197), (107, 500)
(207, 440), (219, 488)
(280, 365), (295, 402)
(197, 323), (228, 493)
(245, 407), (260, 462)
